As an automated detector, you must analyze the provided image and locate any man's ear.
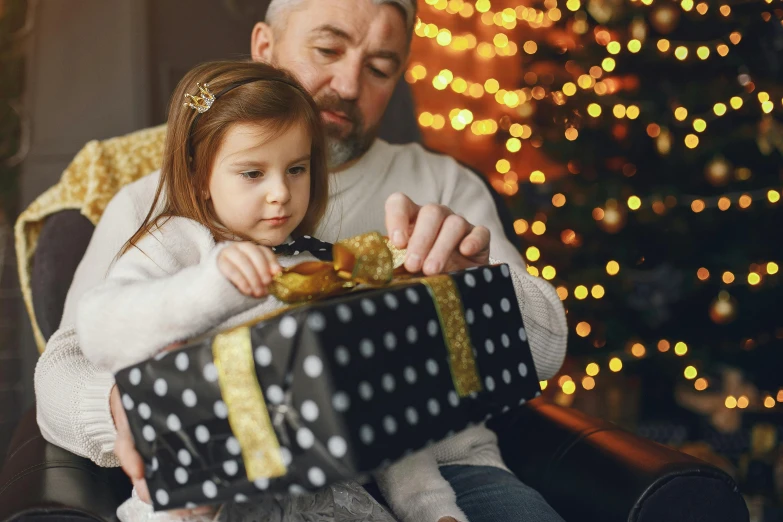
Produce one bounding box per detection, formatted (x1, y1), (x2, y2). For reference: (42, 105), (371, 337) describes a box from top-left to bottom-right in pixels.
(250, 22), (275, 63)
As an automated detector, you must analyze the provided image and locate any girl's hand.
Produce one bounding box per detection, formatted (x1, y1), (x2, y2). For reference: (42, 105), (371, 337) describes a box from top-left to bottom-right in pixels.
(218, 242), (282, 297)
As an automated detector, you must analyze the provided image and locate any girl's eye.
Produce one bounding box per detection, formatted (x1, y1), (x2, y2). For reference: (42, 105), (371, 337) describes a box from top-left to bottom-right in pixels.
(288, 166), (308, 176)
(241, 170), (263, 180)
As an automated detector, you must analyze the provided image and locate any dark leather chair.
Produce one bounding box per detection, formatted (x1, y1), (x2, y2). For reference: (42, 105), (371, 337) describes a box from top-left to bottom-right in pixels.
(0, 81), (749, 522)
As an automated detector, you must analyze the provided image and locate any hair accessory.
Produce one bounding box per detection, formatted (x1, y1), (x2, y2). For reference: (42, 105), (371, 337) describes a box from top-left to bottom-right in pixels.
(183, 83), (216, 113)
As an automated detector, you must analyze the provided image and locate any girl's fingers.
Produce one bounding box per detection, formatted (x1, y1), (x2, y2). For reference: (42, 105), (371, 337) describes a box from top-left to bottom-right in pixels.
(237, 243), (273, 285)
(259, 246), (282, 275)
(218, 255), (253, 295)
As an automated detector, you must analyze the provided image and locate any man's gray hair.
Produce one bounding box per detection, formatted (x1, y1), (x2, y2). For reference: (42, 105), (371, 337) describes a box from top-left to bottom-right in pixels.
(265, 0), (417, 40)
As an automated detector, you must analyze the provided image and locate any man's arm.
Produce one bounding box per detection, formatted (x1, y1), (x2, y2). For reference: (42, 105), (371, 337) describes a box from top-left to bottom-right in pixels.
(384, 158), (568, 381)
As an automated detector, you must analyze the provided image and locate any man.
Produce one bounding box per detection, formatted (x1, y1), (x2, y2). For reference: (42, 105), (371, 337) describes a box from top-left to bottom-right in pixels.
(34, 1), (568, 521)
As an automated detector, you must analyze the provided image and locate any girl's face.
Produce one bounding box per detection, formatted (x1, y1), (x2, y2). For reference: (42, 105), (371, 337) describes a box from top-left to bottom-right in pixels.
(208, 121), (312, 246)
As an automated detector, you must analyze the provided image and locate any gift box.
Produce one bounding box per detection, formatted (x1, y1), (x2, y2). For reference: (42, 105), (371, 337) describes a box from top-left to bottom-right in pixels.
(115, 233), (541, 510)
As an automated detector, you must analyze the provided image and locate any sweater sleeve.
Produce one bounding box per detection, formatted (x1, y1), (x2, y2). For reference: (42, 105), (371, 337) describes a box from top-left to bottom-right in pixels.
(77, 227), (262, 374)
(35, 326), (120, 467)
(375, 449), (469, 522)
(440, 160), (568, 381)
(35, 176), (159, 468)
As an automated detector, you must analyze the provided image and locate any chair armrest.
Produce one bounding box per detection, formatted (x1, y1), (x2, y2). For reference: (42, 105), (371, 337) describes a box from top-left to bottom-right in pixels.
(31, 210), (94, 342)
(489, 399), (748, 522)
(0, 408), (130, 522)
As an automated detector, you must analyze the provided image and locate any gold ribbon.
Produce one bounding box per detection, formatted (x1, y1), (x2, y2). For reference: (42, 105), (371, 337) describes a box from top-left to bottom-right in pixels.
(268, 232), (405, 303)
(419, 276), (482, 397)
(211, 232), (481, 482)
(212, 327), (286, 481)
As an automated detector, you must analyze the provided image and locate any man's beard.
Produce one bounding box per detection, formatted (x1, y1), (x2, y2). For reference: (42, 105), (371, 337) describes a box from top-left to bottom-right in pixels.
(314, 91), (377, 169)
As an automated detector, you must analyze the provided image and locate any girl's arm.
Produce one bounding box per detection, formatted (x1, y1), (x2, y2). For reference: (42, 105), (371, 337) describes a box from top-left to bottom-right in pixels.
(375, 449), (469, 522)
(77, 224), (265, 373)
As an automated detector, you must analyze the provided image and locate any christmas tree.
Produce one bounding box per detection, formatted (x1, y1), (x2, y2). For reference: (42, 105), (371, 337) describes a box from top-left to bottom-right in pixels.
(407, 0), (783, 490)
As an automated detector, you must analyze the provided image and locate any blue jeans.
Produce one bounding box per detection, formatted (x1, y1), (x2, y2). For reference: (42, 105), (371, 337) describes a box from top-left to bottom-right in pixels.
(439, 465), (565, 522)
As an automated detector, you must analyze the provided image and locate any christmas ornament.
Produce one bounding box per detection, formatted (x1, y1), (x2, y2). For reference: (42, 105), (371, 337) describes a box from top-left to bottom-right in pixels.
(597, 202), (626, 233)
(705, 156), (732, 186)
(656, 128), (672, 155)
(676, 367), (759, 433)
(650, 4), (680, 34)
(630, 17), (648, 42)
(710, 291), (737, 324)
(757, 115), (783, 156)
(587, 0), (624, 24)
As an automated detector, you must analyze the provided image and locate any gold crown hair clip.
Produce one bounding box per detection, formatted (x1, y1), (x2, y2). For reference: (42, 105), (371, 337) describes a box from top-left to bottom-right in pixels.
(184, 82), (216, 114)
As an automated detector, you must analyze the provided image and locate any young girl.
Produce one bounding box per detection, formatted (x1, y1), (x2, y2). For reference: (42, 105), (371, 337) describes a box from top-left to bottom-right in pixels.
(77, 60), (520, 522)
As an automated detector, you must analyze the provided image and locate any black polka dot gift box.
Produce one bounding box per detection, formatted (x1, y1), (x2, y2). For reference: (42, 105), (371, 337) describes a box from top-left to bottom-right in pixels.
(114, 233), (541, 511)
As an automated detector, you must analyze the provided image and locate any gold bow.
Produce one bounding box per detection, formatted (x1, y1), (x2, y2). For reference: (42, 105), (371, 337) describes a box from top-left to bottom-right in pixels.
(267, 232), (406, 303)
(212, 232), (481, 482)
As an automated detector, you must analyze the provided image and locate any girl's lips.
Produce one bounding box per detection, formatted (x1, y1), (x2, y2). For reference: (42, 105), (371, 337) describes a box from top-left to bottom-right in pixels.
(263, 216), (290, 226)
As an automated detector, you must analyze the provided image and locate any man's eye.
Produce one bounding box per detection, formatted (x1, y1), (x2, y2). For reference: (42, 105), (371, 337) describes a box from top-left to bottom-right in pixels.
(368, 66), (390, 79)
(241, 170), (262, 180)
(317, 48), (338, 56)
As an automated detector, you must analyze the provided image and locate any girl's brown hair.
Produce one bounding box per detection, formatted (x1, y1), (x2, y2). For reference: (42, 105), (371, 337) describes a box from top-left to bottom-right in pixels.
(122, 60), (329, 255)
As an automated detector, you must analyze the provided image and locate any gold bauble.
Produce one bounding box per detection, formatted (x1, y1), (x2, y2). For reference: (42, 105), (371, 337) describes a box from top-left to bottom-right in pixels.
(630, 18), (647, 41)
(705, 156), (732, 186)
(587, 0), (624, 24)
(598, 205), (626, 233)
(709, 291), (737, 324)
(650, 4), (680, 34)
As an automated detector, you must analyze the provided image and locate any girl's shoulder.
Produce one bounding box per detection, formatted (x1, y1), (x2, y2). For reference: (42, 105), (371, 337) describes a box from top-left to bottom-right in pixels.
(132, 216), (217, 268)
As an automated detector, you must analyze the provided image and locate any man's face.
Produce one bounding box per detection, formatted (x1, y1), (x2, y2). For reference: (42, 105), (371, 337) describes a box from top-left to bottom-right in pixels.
(253, 0), (409, 168)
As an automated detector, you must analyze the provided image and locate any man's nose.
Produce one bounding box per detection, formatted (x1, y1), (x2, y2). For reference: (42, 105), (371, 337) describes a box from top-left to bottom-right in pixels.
(329, 56), (361, 101)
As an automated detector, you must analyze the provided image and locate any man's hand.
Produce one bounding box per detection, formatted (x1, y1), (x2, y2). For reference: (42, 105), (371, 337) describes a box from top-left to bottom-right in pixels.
(385, 193), (490, 275)
(110, 384), (150, 502)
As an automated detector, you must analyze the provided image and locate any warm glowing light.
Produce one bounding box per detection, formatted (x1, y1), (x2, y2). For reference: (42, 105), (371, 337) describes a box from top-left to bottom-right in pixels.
(674, 342), (688, 356)
(530, 170), (546, 183)
(697, 46), (710, 59)
(730, 96), (743, 109)
(685, 134), (699, 149)
(582, 376), (595, 390)
(506, 138), (522, 153)
(693, 119), (707, 132)
(631, 343), (646, 357)
(714, 103), (727, 116)
(718, 197), (731, 210)
(602, 57), (616, 72)
(768, 190), (781, 203)
(684, 366), (698, 380)
(626, 105), (640, 119)
(737, 396), (749, 409)
(658, 39), (671, 52)
(576, 322), (591, 337)
(526, 246), (540, 262)
(531, 221), (546, 235)
(513, 219), (529, 234)
(574, 285), (588, 300)
(767, 262), (779, 275)
(691, 200), (705, 213)
(586, 363), (600, 376)
(591, 285), (605, 299)
(674, 46), (688, 60)
(562, 380), (576, 394)
(765, 396), (776, 408)
(552, 193), (566, 207)
(739, 195), (752, 209)
(725, 396), (737, 408)
(694, 378), (708, 391)
(606, 261), (620, 275)
(674, 107), (688, 121)
(723, 271), (735, 284)
(658, 340), (670, 352)
(609, 358), (622, 372)
(697, 268), (710, 281)
(748, 273), (761, 285)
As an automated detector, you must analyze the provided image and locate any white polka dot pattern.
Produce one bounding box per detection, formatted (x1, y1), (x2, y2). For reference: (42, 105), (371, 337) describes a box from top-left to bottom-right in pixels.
(111, 262), (541, 510)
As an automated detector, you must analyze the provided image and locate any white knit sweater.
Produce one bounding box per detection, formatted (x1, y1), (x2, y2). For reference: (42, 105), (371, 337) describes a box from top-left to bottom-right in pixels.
(35, 139), (568, 522)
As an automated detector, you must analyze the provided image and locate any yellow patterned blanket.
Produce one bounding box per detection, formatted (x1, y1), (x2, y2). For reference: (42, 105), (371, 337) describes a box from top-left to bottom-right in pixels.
(15, 125), (167, 352)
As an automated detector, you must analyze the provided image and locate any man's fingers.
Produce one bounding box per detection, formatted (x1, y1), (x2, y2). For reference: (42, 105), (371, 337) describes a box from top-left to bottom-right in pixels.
(405, 204), (450, 273)
(459, 225), (491, 259)
(422, 214), (471, 275)
(384, 192), (418, 248)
